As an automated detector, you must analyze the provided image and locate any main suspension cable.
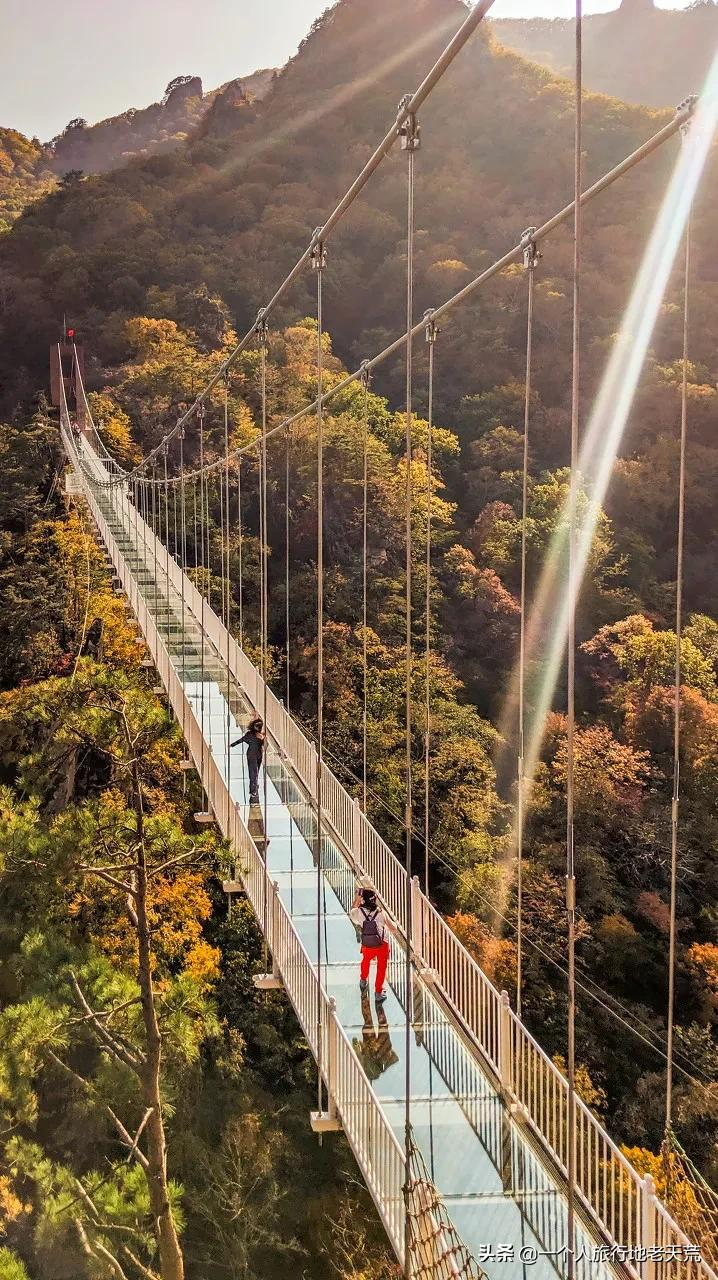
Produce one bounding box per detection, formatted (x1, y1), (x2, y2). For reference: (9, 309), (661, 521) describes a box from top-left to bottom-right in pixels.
(86, 1), (497, 490)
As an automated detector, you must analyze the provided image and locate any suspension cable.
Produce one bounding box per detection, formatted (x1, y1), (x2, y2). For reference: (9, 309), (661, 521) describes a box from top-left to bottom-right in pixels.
(361, 364), (370, 812)
(258, 322), (270, 978)
(223, 374), (232, 801)
(198, 407), (208, 789)
(163, 446), (171, 700)
(312, 237), (327, 1121)
(86, 102), (696, 502)
(423, 311), (437, 896)
(285, 425), (291, 707)
(401, 99), (419, 1276)
(516, 230), (540, 1020)
(179, 428), (188, 747)
(237, 451), (244, 649)
(85, 2), (497, 491)
(566, 5), (583, 1275)
(666, 177), (693, 1152)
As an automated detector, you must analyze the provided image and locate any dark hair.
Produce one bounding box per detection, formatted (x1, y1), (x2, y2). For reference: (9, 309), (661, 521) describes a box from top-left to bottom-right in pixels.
(250, 717), (263, 732)
(361, 888), (377, 909)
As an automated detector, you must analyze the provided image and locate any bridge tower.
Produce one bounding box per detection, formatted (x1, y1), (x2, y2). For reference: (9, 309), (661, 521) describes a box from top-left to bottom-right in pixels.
(50, 324), (88, 433)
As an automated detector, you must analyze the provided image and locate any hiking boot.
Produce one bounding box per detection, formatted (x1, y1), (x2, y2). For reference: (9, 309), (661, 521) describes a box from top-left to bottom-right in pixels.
(375, 989), (387, 1005)
(359, 979), (369, 994)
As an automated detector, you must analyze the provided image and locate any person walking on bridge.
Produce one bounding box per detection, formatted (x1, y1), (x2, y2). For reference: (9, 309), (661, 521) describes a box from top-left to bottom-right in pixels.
(350, 884), (392, 1004)
(231, 716), (265, 805)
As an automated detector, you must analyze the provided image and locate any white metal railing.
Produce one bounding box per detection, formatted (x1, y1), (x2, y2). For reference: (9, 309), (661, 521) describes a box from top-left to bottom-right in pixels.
(66, 425), (409, 1260)
(65, 431), (715, 1280)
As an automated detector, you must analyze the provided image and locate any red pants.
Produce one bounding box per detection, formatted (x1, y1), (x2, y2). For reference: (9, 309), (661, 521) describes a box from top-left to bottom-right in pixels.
(360, 941), (390, 992)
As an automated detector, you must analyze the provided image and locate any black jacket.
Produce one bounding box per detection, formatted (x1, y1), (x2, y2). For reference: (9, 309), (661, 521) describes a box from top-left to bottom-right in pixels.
(231, 729), (264, 763)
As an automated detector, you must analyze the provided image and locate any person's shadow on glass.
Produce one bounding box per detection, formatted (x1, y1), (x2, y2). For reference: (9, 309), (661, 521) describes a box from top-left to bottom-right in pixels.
(352, 992), (399, 1082)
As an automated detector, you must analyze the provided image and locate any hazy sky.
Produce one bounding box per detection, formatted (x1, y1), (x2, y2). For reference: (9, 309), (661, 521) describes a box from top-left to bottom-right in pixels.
(2, 0), (693, 141)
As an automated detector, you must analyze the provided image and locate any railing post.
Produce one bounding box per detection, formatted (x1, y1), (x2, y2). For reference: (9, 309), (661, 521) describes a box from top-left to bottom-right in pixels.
(352, 796), (362, 861)
(310, 997), (342, 1133)
(641, 1174), (657, 1280)
(253, 881), (283, 991)
(308, 743), (319, 803)
(499, 990), (513, 1094)
(411, 875), (423, 961)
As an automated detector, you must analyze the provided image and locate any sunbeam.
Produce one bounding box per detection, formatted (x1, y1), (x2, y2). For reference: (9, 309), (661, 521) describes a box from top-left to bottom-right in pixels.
(495, 54), (718, 914)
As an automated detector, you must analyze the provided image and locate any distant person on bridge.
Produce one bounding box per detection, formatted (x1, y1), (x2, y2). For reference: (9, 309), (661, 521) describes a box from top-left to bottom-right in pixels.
(350, 884), (392, 1004)
(231, 716), (265, 804)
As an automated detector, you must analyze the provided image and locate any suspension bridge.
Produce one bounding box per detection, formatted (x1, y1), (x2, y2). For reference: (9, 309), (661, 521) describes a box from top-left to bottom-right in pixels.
(55, 1), (718, 1276)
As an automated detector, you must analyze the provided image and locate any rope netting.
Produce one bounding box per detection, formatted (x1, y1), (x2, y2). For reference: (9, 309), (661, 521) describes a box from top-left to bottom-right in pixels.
(406, 1135), (488, 1280)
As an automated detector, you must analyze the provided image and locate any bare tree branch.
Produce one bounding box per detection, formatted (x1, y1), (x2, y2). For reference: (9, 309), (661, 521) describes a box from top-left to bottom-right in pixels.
(46, 1050), (150, 1172)
(151, 847), (201, 876)
(69, 971), (143, 1072)
(120, 1244), (161, 1280)
(94, 1239), (131, 1280)
(79, 865), (136, 896)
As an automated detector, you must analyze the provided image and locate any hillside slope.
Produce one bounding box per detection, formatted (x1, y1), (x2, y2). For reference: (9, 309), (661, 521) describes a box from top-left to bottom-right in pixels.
(491, 0), (718, 108)
(0, 128), (55, 232)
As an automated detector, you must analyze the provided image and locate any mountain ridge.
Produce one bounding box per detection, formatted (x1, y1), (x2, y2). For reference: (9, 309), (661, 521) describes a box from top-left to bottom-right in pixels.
(0, 67), (277, 230)
(490, 1), (718, 108)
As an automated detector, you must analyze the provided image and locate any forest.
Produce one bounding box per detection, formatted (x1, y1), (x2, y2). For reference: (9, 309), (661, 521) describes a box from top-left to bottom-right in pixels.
(0, 0), (717, 1276)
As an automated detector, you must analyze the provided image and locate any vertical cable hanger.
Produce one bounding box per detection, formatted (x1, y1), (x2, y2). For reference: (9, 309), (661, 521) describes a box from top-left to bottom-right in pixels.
(223, 373), (232, 802)
(179, 428), (188, 753)
(517, 228), (541, 1021)
(151, 460), (159, 625)
(311, 232), (327, 1126)
(258, 314), (270, 977)
(198, 406), (208, 788)
(361, 361), (371, 813)
(237, 446), (244, 650)
(285, 423), (291, 708)
(162, 445), (171, 705)
(665, 125), (693, 1186)
(399, 93), (420, 1276)
(423, 309), (437, 897)
(566, 5), (583, 1276)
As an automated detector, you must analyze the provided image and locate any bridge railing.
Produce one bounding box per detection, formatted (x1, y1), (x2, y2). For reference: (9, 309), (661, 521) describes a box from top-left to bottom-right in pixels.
(68, 432), (408, 1262)
(68, 435), (714, 1280)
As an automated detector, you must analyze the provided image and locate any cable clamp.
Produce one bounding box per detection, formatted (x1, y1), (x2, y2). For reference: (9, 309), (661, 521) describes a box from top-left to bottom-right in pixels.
(359, 359), (372, 389)
(310, 231), (327, 272)
(255, 309), (269, 345)
(423, 308), (438, 344)
(197, 402), (206, 424)
(676, 95), (698, 141)
(521, 227), (541, 271)
(398, 95), (420, 151)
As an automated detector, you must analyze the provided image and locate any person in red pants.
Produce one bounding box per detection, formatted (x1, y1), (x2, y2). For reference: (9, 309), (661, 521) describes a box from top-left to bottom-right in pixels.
(350, 884), (392, 1004)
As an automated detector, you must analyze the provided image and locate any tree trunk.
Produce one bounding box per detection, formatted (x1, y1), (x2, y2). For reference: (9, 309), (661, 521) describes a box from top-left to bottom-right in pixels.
(131, 755), (185, 1280)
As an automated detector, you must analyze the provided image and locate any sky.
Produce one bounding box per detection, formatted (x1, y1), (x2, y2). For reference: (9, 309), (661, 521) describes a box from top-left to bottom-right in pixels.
(1, 0), (694, 142)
